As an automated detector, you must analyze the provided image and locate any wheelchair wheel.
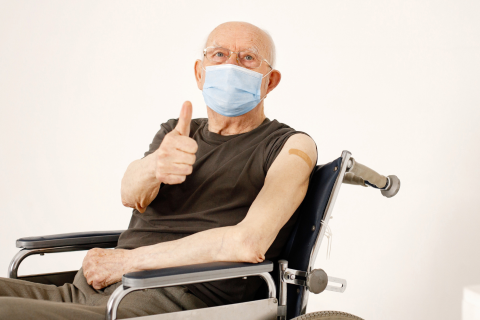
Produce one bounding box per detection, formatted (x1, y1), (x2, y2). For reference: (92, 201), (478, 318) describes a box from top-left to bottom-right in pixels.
(292, 310), (364, 320)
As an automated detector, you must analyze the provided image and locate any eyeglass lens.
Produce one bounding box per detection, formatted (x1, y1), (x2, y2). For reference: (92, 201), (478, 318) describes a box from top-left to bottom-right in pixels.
(204, 47), (262, 69)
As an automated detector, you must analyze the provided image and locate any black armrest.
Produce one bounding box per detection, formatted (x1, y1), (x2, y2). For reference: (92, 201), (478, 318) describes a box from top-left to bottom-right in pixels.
(123, 261), (274, 288)
(16, 230), (125, 249)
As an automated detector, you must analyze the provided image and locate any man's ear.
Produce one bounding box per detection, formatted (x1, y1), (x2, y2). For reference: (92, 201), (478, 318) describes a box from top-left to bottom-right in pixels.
(266, 69), (281, 95)
(194, 60), (204, 90)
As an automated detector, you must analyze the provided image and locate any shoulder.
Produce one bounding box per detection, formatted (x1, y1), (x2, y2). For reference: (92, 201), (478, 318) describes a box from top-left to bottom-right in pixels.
(283, 134), (317, 157)
(264, 119), (293, 134)
(265, 133), (317, 183)
(262, 120), (317, 173)
(158, 118), (177, 134)
(281, 133), (317, 169)
(161, 117), (206, 128)
(264, 119), (315, 149)
(160, 118), (207, 135)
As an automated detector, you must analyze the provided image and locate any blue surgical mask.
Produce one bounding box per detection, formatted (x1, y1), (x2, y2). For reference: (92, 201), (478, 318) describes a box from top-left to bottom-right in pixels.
(202, 64), (272, 117)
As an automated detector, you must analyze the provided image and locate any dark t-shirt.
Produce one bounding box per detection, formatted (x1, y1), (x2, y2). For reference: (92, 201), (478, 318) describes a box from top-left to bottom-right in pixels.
(117, 117), (309, 306)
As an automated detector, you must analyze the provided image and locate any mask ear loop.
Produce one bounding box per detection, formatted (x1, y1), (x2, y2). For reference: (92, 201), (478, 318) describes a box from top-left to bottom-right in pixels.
(262, 68), (273, 79)
(259, 68), (274, 101)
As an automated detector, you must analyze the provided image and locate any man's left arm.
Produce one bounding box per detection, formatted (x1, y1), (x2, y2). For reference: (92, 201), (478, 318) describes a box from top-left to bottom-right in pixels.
(233, 133), (317, 259)
(82, 134), (316, 289)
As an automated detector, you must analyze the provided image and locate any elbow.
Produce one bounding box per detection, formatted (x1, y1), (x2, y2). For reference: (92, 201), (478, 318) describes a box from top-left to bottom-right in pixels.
(230, 228), (268, 264)
(120, 160), (138, 208)
(120, 175), (130, 207)
(120, 185), (132, 208)
(121, 197), (132, 208)
(242, 248), (266, 264)
(121, 174), (138, 210)
(121, 188), (140, 211)
(231, 244), (265, 264)
(121, 194), (145, 213)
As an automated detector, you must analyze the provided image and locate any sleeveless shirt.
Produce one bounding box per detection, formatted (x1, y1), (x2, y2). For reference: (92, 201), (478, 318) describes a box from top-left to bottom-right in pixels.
(117, 117), (310, 306)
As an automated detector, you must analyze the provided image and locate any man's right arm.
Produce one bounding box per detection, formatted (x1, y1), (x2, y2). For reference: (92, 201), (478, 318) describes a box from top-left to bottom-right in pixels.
(121, 154), (161, 213)
(120, 101), (197, 213)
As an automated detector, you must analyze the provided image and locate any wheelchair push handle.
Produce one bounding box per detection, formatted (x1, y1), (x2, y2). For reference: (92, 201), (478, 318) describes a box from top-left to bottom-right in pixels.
(344, 157), (400, 198)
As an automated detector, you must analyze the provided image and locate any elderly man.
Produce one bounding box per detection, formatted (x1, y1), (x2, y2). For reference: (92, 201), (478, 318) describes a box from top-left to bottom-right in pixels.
(0, 21), (316, 319)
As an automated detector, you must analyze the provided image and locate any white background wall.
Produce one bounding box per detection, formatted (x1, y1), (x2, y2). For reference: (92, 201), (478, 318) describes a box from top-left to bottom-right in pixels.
(1, 1), (479, 319)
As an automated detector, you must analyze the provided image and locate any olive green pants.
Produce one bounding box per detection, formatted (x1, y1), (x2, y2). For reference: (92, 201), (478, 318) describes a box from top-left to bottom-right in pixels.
(0, 269), (207, 320)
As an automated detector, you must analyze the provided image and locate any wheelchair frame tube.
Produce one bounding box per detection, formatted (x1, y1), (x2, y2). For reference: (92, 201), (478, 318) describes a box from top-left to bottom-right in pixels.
(106, 272), (277, 320)
(278, 260), (288, 320)
(8, 243), (117, 279)
(300, 150), (351, 315)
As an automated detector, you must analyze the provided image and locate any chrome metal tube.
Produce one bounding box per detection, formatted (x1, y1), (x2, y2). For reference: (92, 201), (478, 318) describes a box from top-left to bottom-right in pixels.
(259, 272), (277, 299)
(8, 244), (114, 279)
(106, 285), (135, 320)
(106, 271), (277, 320)
(8, 249), (33, 279)
(278, 260), (288, 320)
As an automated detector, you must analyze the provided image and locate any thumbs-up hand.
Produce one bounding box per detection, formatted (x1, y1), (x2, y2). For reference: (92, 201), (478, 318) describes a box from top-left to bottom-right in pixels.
(154, 101), (198, 185)
(174, 100), (192, 136)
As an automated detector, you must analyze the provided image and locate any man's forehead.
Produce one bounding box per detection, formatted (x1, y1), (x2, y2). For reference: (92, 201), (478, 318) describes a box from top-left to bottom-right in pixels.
(210, 40), (260, 53)
(206, 24), (269, 55)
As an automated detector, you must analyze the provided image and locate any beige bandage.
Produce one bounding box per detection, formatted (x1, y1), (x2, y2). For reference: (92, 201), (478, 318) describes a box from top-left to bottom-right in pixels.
(289, 149), (313, 168)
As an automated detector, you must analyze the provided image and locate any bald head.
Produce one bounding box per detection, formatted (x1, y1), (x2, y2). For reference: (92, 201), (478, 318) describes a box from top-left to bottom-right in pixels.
(194, 21), (282, 118)
(205, 22), (276, 68)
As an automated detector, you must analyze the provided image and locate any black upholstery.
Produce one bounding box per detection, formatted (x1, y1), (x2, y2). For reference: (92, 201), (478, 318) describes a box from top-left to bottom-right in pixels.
(16, 230), (124, 249)
(280, 157), (342, 319)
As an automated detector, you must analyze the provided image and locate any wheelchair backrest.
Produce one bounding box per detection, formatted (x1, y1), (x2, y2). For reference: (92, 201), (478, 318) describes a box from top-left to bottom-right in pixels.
(279, 155), (344, 319)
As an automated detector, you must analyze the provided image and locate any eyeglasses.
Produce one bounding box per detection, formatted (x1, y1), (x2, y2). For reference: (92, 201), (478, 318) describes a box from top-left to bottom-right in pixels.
(203, 46), (272, 70)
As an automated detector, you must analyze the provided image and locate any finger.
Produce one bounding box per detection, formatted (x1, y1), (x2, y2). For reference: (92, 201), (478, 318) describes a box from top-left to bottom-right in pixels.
(87, 275), (93, 286)
(93, 281), (102, 290)
(159, 162), (192, 176)
(174, 101), (192, 136)
(157, 149), (195, 165)
(104, 276), (120, 288)
(92, 275), (105, 290)
(99, 279), (108, 290)
(172, 136), (198, 154)
(165, 163), (193, 176)
(161, 174), (187, 185)
(171, 150), (196, 165)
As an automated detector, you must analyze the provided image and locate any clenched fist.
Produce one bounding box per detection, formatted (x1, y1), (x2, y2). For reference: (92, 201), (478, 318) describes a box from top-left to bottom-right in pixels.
(154, 101), (198, 185)
(82, 248), (132, 290)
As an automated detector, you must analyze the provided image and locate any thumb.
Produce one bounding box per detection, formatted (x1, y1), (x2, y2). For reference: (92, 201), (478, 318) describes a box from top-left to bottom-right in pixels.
(174, 101), (192, 136)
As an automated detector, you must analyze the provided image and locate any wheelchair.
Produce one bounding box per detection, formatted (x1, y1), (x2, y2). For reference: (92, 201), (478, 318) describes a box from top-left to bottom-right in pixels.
(8, 150), (400, 320)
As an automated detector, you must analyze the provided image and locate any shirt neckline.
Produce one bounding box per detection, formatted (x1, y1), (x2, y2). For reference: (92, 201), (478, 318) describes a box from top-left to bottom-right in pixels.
(200, 118), (271, 145)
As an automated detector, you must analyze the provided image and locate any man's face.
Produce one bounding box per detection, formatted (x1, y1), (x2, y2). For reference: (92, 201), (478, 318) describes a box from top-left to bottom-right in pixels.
(195, 23), (275, 99)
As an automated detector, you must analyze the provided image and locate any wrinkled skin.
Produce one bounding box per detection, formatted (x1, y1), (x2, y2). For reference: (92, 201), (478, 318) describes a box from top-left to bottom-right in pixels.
(82, 248), (133, 290)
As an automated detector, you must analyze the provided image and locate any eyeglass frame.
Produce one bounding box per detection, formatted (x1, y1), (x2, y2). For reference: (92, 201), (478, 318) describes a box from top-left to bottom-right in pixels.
(202, 46), (273, 71)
